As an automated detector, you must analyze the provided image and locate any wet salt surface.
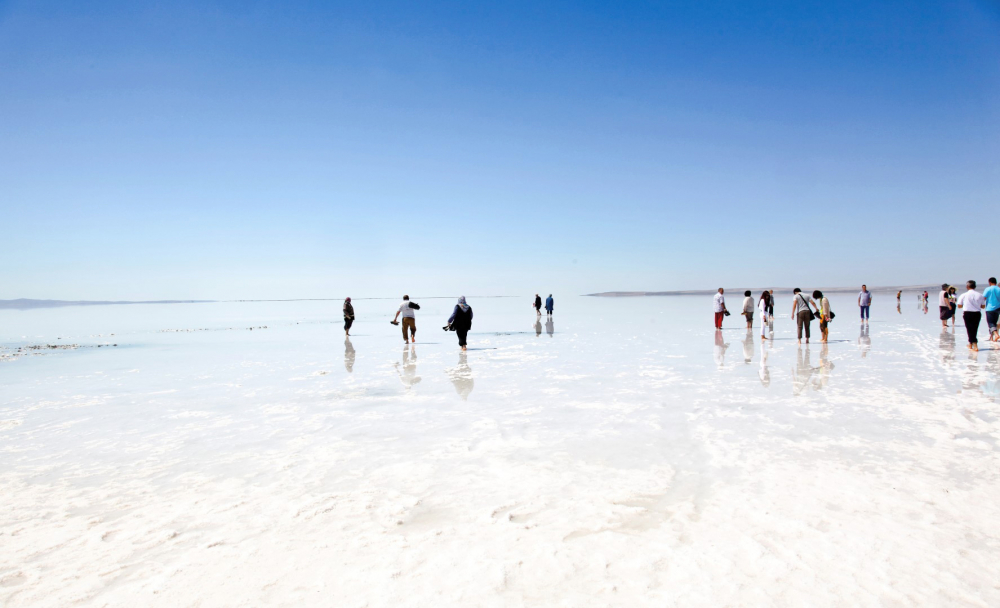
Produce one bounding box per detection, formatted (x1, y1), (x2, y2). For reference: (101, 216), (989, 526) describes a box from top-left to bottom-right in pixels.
(2, 295), (999, 606)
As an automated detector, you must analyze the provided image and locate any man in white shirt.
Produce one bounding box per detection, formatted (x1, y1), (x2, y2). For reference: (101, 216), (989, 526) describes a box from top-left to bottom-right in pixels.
(392, 295), (418, 344)
(956, 280), (986, 351)
(713, 288), (727, 329)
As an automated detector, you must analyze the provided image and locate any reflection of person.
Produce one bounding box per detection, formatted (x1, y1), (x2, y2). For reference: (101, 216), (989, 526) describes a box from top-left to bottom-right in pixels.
(713, 288), (727, 329)
(758, 341), (770, 387)
(394, 345), (421, 388)
(813, 343), (834, 390)
(534, 319), (542, 336)
(447, 296), (474, 351)
(344, 337), (355, 372)
(545, 294), (554, 316)
(545, 317), (554, 337)
(448, 351), (474, 400)
(713, 329), (729, 367)
(858, 324), (871, 358)
(791, 288), (818, 344)
(392, 295), (417, 343)
(957, 280), (986, 351)
(343, 297), (355, 336)
(939, 328), (955, 363)
(858, 285), (872, 323)
(792, 346), (814, 396)
(742, 329), (754, 364)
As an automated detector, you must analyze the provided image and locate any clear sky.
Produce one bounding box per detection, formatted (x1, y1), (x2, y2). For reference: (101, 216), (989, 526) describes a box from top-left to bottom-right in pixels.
(2, 0), (999, 300)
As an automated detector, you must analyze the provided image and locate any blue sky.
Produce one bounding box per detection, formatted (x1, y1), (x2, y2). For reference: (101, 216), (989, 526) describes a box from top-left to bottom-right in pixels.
(2, 0), (998, 299)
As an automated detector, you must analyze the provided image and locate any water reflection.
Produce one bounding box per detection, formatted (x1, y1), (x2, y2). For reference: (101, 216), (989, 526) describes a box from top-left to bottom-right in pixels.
(758, 341), (771, 387)
(939, 328), (955, 363)
(813, 343), (834, 390)
(713, 330), (729, 367)
(344, 337), (355, 373)
(395, 345), (421, 388)
(792, 346), (814, 396)
(858, 324), (871, 358)
(448, 351), (475, 400)
(534, 319), (542, 337)
(545, 318), (554, 337)
(742, 329), (754, 364)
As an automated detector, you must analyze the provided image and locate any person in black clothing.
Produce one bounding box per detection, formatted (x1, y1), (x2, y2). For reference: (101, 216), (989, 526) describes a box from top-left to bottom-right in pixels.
(533, 294), (542, 316)
(343, 297), (354, 336)
(447, 296), (474, 350)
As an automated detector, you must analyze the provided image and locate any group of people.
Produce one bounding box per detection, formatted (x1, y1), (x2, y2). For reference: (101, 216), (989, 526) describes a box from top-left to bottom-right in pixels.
(341, 293), (556, 351)
(940, 278), (1000, 352)
(715, 285), (877, 345)
(533, 294), (554, 316)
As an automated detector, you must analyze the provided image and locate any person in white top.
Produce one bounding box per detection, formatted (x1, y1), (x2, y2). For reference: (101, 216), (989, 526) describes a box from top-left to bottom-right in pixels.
(757, 290), (771, 342)
(956, 280), (986, 351)
(392, 295), (418, 344)
(713, 288), (727, 329)
(741, 290), (755, 329)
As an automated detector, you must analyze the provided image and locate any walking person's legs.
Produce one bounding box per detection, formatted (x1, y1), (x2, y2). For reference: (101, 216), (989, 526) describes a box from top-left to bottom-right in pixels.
(457, 328), (468, 350)
(986, 310), (1000, 341)
(402, 317), (416, 342)
(715, 312), (723, 329)
(345, 318), (353, 336)
(964, 311), (981, 350)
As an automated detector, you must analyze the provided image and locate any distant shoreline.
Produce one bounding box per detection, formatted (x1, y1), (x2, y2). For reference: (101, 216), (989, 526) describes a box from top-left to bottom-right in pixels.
(0, 296), (518, 310)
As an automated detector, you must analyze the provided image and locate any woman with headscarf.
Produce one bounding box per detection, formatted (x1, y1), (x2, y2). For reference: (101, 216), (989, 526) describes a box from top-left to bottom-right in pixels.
(447, 296), (474, 350)
(343, 297), (354, 336)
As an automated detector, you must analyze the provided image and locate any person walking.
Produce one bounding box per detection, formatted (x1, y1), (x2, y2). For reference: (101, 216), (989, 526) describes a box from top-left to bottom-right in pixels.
(742, 290), (754, 329)
(392, 295), (418, 344)
(767, 289), (775, 318)
(949, 286), (958, 327)
(791, 288), (818, 344)
(545, 294), (554, 316)
(938, 284), (954, 328)
(858, 285), (872, 323)
(343, 297), (355, 336)
(533, 294), (542, 316)
(758, 291), (771, 342)
(983, 277), (1000, 342)
(446, 296), (474, 351)
(896, 290), (902, 303)
(956, 280), (986, 351)
(713, 288), (728, 329)
(815, 290), (831, 343)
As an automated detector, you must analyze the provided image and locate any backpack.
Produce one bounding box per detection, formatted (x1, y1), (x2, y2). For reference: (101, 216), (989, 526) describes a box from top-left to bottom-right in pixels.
(408, 302), (421, 310)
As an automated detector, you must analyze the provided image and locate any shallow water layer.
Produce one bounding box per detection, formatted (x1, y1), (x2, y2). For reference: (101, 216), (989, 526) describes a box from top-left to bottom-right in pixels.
(1, 294), (998, 606)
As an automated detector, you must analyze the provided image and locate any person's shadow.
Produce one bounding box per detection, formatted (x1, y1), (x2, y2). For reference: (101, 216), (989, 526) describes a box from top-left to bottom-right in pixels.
(344, 337), (355, 373)
(395, 345), (421, 388)
(545, 318), (554, 337)
(448, 351), (474, 400)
